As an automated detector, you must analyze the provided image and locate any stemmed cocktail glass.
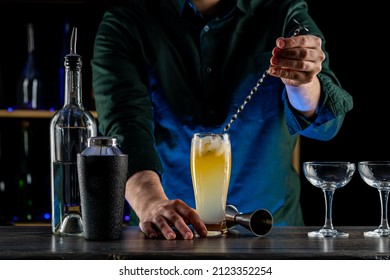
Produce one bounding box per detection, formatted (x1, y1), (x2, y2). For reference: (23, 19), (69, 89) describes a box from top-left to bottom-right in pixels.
(358, 161), (390, 237)
(303, 161), (356, 237)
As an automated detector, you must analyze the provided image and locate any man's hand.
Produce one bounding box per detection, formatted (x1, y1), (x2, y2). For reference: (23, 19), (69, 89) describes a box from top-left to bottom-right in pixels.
(269, 35), (325, 118)
(125, 170), (208, 240)
(269, 35), (325, 86)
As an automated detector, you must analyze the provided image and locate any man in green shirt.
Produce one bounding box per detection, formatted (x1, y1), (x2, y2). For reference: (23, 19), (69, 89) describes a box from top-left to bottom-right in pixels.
(92, 0), (353, 239)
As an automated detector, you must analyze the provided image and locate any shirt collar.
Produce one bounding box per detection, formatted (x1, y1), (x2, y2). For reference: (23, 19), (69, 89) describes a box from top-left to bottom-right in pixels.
(178, 0), (259, 22)
(177, 0), (252, 15)
(173, 0), (267, 14)
(236, 0), (252, 13)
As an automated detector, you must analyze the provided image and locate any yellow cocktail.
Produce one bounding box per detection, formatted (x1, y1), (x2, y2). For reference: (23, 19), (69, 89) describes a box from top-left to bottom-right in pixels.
(190, 133), (231, 236)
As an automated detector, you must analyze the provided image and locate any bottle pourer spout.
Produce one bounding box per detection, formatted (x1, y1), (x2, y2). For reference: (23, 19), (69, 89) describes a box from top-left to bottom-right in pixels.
(70, 27), (77, 54)
(65, 27), (81, 67)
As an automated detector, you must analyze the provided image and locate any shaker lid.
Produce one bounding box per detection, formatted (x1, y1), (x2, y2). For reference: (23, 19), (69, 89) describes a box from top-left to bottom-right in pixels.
(88, 136), (117, 147)
(81, 136), (123, 156)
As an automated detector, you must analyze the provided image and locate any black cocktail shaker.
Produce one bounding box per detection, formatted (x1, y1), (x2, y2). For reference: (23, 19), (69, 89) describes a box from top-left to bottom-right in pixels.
(77, 136), (128, 240)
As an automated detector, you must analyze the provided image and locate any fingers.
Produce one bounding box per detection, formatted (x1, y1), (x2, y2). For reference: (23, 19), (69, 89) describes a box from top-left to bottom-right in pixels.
(140, 221), (164, 239)
(269, 67), (311, 83)
(269, 35), (325, 85)
(276, 35), (322, 49)
(139, 199), (207, 240)
(272, 46), (320, 65)
(173, 201), (208, 238)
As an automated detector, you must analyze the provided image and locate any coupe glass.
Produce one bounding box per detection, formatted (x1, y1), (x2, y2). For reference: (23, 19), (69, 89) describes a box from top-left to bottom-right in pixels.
(303, 161), (356, 237)
(358, 161), (390, 237)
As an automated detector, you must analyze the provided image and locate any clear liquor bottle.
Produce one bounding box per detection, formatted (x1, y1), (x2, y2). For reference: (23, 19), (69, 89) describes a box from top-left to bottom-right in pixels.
(50, 27), (97, 236)
(15, 23), (43, 109)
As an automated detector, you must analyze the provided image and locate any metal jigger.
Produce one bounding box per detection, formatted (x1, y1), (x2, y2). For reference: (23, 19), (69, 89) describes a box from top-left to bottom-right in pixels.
(225, 205), (273, 237)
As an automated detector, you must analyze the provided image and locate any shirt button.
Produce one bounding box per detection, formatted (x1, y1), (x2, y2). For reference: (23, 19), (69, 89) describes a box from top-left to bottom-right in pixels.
(206, 67), (212, 73)
(203, 25), (209, 32)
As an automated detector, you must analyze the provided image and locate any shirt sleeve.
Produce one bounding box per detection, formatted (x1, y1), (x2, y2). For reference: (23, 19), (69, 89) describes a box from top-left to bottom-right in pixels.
(283, 72), (353, 140)
(91, 7), (163, 177)
(282, 2), (353, 140)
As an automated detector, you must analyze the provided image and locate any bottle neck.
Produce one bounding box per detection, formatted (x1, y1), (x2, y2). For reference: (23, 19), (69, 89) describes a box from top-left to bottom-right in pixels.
(21, 121), (30, 157)
(64, 65), (83, 108)
(27, 23), (35, 54)
(25, 23), (36, 68)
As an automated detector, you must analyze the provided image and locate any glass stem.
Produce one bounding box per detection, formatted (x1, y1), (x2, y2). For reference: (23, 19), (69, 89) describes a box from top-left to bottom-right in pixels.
(378, 190), (389, 229)
(322, 189), (335, 230)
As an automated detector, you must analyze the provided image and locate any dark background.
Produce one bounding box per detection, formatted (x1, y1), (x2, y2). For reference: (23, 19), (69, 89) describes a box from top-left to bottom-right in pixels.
(0, 0), (387, 227)
(301, 0), (387, 226)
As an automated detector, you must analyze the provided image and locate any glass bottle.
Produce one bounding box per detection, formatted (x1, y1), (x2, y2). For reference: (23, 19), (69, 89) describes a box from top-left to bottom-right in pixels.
(50, 27), (97, 236)
(0, 65), (4, 108)
(0, 130), (12, 225)
(15, 23), (43, 110)
(14, 120), (35, 222)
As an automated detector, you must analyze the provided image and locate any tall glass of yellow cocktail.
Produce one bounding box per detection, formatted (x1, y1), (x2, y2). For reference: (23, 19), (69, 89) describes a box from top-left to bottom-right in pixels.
(190, 133), (231, 236)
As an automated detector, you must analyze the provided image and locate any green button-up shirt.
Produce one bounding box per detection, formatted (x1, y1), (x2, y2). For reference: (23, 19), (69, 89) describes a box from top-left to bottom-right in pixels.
(92, 0), (353, 225)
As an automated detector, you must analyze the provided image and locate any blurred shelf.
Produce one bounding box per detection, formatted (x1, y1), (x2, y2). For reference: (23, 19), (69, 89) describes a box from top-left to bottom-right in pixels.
(0, 0), (87, 4)
(0, 109), (97, 119)
(14, 222), (50, 227)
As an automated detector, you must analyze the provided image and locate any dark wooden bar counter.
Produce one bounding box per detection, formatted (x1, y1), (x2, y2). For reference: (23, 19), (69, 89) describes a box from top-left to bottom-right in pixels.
(0, 225), (389, 260)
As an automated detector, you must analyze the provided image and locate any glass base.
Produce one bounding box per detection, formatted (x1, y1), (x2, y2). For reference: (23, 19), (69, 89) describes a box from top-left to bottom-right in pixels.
(58, 213), (84, 236)
(364, 228), (390, 237)
(204, 230), (228, 237)
(195, 230), (228, 237)
(308, 228), (349, 238)
(196, 221), (228, 237)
